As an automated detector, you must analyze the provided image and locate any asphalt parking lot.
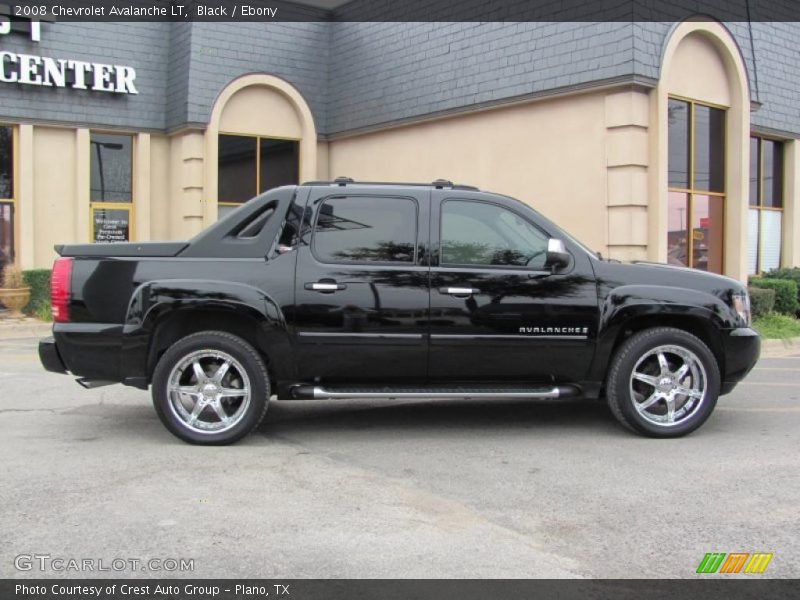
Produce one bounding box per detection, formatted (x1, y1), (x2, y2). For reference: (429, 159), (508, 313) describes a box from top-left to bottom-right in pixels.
(1, 328), (798, 579)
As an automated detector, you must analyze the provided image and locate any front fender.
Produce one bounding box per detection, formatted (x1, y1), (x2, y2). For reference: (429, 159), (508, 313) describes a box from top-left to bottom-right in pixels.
(120, 280), (291, 386)
(588, 284), (734, 383)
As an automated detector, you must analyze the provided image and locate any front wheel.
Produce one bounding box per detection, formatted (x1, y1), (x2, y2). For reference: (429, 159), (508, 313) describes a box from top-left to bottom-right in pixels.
(606, 327), (720, 437)
(152, 331), (270, 445)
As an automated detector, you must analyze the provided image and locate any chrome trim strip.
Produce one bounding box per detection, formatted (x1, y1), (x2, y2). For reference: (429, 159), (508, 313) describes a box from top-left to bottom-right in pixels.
(298, 333), (587, 340)
(431, 334), (588, 340)
(311, 387), (561, 400)
(298, 332), (424, 339)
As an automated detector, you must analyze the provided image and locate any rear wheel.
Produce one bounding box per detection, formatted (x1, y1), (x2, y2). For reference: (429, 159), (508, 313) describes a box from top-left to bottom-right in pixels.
(152, 331), (269, 445)
(606, 327), (720, 437)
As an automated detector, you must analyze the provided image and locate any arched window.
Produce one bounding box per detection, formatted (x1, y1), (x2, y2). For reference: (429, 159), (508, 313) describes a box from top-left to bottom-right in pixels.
(206, 74), (317, 223)
(667, 97), (725, 273)
(660, 22), (750, 278)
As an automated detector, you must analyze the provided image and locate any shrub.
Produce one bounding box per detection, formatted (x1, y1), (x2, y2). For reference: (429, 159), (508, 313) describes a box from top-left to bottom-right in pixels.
(2, 263), (25, 288)
(749, 278), (799, 316)
(33, 302), (53, 322)
(765, 267), (800, 286)
(764, 267), (800, 316)
(748, 287), (775, 319)
(22, 269), (52, 319)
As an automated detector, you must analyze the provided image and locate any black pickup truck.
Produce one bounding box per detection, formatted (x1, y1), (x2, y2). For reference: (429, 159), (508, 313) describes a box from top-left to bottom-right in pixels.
(40, 179), (760, 444)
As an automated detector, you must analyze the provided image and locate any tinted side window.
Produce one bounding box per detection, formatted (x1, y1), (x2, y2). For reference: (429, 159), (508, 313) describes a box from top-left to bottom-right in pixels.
(313, 196), (417, 264)
(441, 200), (549, 268)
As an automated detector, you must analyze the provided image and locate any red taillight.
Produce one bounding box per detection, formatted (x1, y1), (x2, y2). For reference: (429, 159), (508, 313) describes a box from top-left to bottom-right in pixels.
(51, 257), (73, 323)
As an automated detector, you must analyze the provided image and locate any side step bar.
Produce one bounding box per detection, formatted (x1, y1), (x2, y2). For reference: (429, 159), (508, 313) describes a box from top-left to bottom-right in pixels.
(289, 384), (581, 401)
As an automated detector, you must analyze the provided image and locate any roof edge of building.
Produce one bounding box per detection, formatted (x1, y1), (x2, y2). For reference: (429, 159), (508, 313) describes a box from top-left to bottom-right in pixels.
(323, 74), (658, 141)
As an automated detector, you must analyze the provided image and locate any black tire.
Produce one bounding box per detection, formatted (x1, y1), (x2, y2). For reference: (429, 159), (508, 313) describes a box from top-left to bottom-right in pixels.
(152, 331), (269, 445)
(606, 327), (720, 437)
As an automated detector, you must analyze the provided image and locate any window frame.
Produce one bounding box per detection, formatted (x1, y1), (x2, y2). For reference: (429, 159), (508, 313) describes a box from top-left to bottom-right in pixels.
(89, 131), (135, 243)
(0, 123), (17, 266)
(217, 132), (301, 212)
(439, 198), (551, 271)
(667, 95), (727, 272)
(310, 194), (420, 267)
(749, 134), (786, 274)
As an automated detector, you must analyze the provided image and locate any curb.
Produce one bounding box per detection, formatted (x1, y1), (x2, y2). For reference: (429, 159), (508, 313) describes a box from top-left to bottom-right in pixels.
(759, 336), (800, 358)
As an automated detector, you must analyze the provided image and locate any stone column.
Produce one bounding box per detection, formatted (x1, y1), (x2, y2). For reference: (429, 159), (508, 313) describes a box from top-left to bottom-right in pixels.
(605, 89), (650, 262)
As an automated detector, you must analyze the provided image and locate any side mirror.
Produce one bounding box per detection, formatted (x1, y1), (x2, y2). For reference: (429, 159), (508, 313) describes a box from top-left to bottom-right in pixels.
(544, 238), (571, 272)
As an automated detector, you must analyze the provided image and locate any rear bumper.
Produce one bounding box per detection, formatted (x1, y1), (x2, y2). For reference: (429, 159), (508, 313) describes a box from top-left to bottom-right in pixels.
(40, 323), (126, 384)
(39, 336), (68, 374)
(720, 327), (760, 395)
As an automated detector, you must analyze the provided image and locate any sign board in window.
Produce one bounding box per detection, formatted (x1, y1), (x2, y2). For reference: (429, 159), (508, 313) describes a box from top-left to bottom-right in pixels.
(93, 208), (130, 243)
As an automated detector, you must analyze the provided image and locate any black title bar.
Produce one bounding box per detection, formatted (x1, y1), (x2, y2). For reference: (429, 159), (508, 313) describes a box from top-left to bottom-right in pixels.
(2, 579), (799, 600)
(1, 0), (800, 22)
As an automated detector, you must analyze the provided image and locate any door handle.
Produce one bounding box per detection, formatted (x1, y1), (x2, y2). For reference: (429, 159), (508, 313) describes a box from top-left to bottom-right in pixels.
(306, 282), (347, 292)
(439, 287), (479, 296)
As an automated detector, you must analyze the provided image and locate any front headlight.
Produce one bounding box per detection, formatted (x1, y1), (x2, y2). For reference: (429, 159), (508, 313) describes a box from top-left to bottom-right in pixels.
(733, 291), (751, 327)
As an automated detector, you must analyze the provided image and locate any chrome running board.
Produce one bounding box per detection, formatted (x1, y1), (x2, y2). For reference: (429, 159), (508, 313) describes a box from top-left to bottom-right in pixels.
(288, 384), (580, 401)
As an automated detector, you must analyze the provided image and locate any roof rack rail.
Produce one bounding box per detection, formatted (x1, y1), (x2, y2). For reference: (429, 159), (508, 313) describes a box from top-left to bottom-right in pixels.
(300, 178), (480, 192)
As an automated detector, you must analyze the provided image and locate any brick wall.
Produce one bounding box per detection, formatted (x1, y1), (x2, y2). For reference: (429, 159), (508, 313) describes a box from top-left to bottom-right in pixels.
(180, 21), (330, 132)
(0, 22), (171, 130)
(327, 22), (634, 134)
(0, 18), (798, 137)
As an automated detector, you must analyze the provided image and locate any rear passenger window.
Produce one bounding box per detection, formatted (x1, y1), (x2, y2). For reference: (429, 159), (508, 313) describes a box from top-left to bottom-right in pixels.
(313, 196), (417, 264)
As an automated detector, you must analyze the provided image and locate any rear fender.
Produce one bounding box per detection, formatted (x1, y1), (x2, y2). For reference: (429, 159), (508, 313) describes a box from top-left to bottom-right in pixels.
(120, 280), (292, 386)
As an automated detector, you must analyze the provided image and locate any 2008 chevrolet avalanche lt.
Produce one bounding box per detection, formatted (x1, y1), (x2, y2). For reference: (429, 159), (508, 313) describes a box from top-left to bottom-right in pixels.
(39, 179), (760, 444)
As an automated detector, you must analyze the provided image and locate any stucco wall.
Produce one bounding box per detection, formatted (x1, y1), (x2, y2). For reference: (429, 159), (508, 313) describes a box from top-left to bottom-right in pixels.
(31, 127), (76, 267)
(328, 91), (611, 254)
(149, 135), (172, 241)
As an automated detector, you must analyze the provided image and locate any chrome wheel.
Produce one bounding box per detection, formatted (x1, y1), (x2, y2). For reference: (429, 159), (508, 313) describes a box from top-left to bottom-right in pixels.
(629, 344), (707, 428)
(167, 349), (251, 435)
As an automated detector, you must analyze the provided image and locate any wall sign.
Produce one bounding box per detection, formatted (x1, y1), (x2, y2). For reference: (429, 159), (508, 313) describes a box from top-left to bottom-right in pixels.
(0, 19), (40, 41)
(0, 16), (138, 94)
(93, 208), (130, 243)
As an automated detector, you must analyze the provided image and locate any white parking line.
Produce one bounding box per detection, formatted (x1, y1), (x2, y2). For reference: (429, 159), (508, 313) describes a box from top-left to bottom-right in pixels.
(719, 407), (800, 412)
(738, 381), (800, 386)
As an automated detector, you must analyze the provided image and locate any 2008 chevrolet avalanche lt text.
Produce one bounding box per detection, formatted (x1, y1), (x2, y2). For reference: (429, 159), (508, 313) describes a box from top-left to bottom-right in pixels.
(38, 180), (760, 444)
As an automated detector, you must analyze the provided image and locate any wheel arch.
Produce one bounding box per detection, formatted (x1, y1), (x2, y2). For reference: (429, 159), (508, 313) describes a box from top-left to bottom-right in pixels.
(590, 288), (729, 386)
(121, 280), (295, 386)
(146, 308), (287, 384)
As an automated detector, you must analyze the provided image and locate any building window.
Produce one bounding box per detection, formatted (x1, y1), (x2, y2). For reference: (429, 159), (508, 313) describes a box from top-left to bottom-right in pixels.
(218, 134), (299, 219)
(0, 125), (15, 268)
(748, 136), (784, 274)
(667, 98), (725, 273)
(90, 133), (133, 243)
